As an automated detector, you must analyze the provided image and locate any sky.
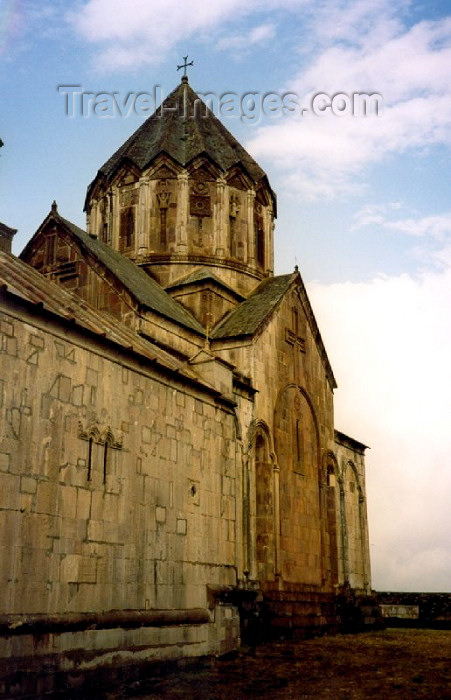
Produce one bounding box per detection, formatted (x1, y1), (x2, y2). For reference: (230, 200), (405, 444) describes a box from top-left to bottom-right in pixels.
(1, 0), (451, 592)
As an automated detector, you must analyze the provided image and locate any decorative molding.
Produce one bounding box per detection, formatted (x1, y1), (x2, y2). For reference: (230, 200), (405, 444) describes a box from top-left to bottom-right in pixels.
(78, 421), (123, 449)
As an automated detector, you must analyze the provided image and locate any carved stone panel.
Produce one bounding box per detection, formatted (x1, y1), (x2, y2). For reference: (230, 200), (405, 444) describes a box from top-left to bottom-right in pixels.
(190, 181), (211, 217)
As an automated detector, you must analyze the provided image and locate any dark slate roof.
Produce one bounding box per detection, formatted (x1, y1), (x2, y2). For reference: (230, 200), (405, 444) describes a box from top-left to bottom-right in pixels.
(212, 273), (296, 339)
(0, 250), (196, 376)
(165, 268), (245, 300)
(86, 79), (275, 207)
(20, 210), (204, 335)
(334, 430), (369, 453)
(212, 270), (337, 388)
(0, 222), (17, 237)
(166, 268), (227, 288)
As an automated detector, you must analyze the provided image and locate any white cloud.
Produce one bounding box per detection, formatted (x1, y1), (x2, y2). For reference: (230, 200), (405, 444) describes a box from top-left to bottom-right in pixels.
(311, 0), (407, 43)
(308, 258), (451, 590)
(69, 0), (451, 203)
(386, 214), (451, 238)
(68, 0), (258, 70)
(246, 9), (451, 199)
(218, 23), (276, 52)
(353, 206), (451, 240)
(298, 17), (451, 102)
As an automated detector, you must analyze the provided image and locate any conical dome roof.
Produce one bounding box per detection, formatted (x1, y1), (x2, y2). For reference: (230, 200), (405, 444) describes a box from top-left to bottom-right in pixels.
(86, 78), (275, 208)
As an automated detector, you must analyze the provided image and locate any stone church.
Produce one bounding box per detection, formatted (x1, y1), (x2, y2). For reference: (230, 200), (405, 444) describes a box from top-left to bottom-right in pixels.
(0, 76), (374, 693)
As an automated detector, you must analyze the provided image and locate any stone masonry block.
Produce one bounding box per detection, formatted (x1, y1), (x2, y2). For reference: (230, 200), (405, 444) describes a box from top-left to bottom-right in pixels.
(1, 320), (14, 336)
(170, 439), (178, 462)
(87, 519), (103, 542)
(60, 517), (86, 541)
(57, 486), (78, 519)
(156, 506), (166, 523)
(20, 476), (37, 494)
(79, 556), (97, 583)
(176, 518), (187, 535)
(166, 424), (176, 439)
(29, 334), (45, 349)
(0, 473), (21, 509)
(71, 385), (84, 406)
(89, 490), (108, 522)
(142, 425), (152, 444)
(0, 451), (10, 472)
(60, 554), (78, 584)
(102, 493), (120, 522)
(0, 512), (21, 547)
(103, 521), (122, 544)
(86, 368), (98, 386)
(76, 488), (91, 519)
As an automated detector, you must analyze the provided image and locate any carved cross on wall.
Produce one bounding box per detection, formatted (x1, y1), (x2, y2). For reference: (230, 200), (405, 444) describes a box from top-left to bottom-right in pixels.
(285, 327), (306, 353)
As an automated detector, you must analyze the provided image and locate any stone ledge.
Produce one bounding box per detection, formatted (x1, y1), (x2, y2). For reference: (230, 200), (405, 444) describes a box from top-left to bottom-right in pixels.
(0, 608), (210, 636)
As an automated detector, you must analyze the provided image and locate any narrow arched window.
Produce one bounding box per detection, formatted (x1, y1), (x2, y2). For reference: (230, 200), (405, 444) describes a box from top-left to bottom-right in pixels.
(256, 226), (265, 267)
(160, 208), (167, 248)
(125, 208), (134, 247)
(103, 442), (109, 484)
(120, 207), (135, 250)
(327, 464), (336, 487)
(87, 438), (93, 481)
(292, 307), (299, 336)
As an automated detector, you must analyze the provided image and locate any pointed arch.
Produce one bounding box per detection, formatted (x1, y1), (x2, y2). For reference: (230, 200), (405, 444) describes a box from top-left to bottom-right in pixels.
(224, 164), (253, 192)
(273, 383), (322, 585)
(273, 382), (321, 476)
(186, 154), (222, 181)
(322, 450), (340, 585)
(342, 460), (366, 588)
(110, 159), (141, 188)
(145, 153), (183, 180)
(246, 419), (279, 584)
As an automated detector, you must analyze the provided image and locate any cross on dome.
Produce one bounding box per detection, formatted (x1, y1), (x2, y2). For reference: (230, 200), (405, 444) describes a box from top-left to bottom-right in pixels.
(177, 55), (194, 82)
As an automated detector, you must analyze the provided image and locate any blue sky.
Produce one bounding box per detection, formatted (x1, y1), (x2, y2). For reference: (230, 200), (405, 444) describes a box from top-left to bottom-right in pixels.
(1, 0), (451, 591)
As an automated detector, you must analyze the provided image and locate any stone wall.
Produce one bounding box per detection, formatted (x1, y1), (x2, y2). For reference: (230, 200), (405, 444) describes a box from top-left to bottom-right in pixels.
(0, 297), (241, 695)
(213, 277), (337, 590)
(379, 592), (451, 627)
(334, 433), (371, 592)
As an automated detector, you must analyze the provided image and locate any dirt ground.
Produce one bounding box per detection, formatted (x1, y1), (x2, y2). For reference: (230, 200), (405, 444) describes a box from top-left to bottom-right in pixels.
(116, 628), (451, 699)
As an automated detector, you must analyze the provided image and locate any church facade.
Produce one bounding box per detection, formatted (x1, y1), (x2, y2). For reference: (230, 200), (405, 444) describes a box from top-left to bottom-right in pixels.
(0, 77), (374, 693)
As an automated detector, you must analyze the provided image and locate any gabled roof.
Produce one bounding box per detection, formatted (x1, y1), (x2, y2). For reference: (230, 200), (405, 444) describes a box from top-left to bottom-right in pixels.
(86, 79), (276, 211)
(166, 268), (245, 302)
(212, 270), (337, 388)
(0, 250), (193, 375)
(20, 209), (204, 335)
(211, 273), (296, 339)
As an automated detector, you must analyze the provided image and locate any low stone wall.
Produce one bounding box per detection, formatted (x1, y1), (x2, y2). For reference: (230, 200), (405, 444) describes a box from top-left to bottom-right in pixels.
(378, 592), (451, 628)
(0, 604), (240, 698)
(241, 586), (383, 642)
